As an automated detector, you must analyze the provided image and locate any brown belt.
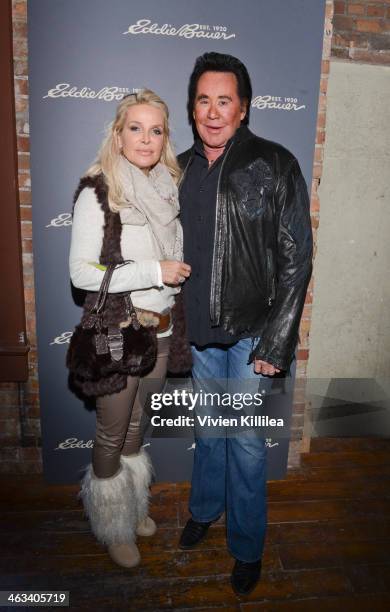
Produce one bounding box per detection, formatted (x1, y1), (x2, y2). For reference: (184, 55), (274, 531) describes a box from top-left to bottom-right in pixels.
(156, 311), (171, 333)
(135, 307), (172, 333)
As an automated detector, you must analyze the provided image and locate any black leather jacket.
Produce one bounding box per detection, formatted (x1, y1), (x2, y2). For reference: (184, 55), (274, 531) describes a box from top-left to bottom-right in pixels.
(178, 125), (313, 370)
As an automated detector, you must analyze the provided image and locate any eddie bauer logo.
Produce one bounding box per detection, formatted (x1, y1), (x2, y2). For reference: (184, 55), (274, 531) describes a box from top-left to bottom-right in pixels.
(123, 18), (236, 40)
(50, 332), (72, 345)
(42, 84), (305, 113)
(46, 213), (72, 228)
(55, 439), (278, 451)
(43, 83), (135, 102)
(55, 439), (151, 450)
(252, 95), (306, 112)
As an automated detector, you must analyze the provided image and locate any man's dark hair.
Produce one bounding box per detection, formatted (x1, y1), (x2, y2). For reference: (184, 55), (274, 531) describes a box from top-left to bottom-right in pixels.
(187, 51), (252, 128)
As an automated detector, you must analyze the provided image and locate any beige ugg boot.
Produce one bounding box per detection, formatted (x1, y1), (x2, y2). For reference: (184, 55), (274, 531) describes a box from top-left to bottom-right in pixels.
(107, 542), (140, 568)
(136, 516), (157, 537)
(79, 459), (140, 568)
(121, 448), (157, 537)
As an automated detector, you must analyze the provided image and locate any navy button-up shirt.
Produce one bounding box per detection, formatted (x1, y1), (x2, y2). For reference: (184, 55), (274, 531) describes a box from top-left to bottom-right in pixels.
(180, 137), (250, 346)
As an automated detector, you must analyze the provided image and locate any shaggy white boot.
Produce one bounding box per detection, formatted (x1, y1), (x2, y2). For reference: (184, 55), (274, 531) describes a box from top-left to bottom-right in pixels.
(121, 448), (157, 537)
(79, 461), (140, 567)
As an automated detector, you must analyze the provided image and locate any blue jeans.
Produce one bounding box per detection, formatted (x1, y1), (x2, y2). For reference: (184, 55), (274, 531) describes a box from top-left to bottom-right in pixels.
(189, 338), (269, 562)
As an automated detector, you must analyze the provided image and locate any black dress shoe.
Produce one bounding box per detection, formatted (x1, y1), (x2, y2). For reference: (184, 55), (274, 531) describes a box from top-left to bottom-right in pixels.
(231, 558), (262, 595)
(179, 518), (213, 549)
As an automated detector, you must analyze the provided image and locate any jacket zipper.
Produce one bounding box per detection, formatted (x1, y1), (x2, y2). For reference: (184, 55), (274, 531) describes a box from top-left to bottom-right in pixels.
(210, 141), (235, 324)
(267, 249), (276, 305)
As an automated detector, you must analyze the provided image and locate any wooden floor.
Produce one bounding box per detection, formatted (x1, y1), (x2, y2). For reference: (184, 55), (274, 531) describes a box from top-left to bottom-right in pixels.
(1, 438), (390, 611)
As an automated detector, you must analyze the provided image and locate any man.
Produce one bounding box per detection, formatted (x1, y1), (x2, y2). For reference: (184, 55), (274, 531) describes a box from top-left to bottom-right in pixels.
(177, 52), (313, 595)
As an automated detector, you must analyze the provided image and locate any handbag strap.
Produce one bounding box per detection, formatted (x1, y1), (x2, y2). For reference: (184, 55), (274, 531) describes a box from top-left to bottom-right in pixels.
(90, 260), (140, 325)
(94, 263), (115, 314)
(91, 259), (131, 314)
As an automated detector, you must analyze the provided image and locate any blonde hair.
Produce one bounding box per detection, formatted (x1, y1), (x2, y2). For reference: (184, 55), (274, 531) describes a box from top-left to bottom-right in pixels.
(85, 89), (181, 212)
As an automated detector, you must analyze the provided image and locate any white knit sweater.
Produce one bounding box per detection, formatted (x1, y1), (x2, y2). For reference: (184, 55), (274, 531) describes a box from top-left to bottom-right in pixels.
(69, 187), (180, 337)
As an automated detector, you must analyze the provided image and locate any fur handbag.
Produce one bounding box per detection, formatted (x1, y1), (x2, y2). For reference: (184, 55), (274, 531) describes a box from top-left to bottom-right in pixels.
(66, 263), (157, 396)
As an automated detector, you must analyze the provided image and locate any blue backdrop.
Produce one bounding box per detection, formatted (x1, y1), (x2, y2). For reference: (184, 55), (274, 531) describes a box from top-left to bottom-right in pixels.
(28, 0), (326, 484)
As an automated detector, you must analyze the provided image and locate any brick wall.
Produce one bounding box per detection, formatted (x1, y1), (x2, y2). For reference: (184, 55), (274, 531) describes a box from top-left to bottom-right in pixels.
(333, 0), (390, 63)
(289, 0), (333, 464)
(0, 0), (41, 473)
(0, 0), (334, 473)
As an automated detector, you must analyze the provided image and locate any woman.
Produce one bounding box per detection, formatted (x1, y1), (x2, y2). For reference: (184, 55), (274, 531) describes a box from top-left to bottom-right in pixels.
(69, 90), (191, 568)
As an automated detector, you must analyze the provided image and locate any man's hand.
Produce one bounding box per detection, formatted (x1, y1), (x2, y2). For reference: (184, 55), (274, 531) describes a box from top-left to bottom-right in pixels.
(254, 358), (281, 376)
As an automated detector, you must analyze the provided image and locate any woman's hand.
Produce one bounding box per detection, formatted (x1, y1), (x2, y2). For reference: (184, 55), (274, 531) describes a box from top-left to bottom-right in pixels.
(159, 260), (191, 286)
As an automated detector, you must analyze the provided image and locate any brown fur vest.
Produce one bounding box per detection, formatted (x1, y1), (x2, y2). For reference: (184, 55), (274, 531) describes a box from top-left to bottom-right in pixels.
(71, 173), (192, 396)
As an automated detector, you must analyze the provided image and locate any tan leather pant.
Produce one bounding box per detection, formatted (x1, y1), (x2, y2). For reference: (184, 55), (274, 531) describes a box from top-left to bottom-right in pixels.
(92, 336), (171, 478)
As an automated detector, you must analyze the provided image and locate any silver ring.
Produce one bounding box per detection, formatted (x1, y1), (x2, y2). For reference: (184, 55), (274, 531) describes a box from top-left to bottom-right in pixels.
(179, 276), (185, 283)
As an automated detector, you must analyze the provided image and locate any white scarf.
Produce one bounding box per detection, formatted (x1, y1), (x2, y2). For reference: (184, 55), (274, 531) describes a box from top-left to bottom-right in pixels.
(117, 155), (183, 262)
